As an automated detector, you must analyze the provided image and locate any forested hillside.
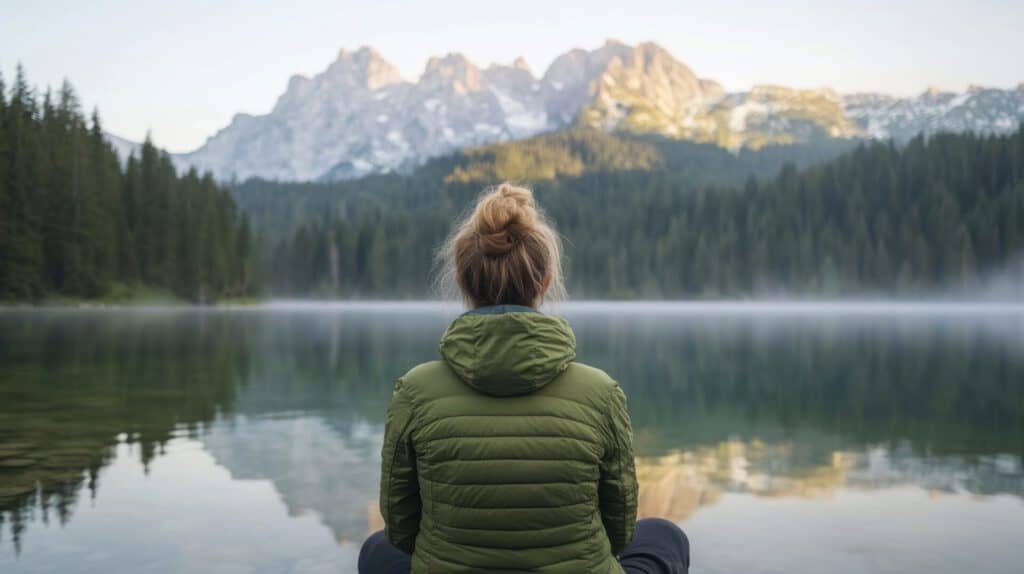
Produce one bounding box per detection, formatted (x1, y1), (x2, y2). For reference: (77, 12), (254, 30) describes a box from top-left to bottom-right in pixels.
(252, 127), (1024, 298)
(0, 68), (255, 302)
(3, 63), (1020, 302)
(234, 129), (856, 236)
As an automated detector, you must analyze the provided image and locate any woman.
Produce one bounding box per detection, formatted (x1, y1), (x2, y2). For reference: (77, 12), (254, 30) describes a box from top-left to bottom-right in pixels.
(360, 184), (690, 573)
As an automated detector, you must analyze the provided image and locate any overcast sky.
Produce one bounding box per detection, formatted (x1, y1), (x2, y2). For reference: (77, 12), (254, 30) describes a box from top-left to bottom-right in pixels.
(2, 0), (1021, 152)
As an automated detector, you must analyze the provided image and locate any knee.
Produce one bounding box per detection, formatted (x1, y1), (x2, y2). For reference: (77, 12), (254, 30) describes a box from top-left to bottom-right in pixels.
(358, 530), (387, 569)
(361, 529), (387, 550)
(638, 517), (686, 538)
(637, 518), (689, 551)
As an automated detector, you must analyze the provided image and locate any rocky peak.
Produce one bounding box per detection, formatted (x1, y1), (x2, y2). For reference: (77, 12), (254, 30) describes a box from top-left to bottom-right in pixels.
(177, 40), (1024, 183)
(919, 86), (954, 106)
(546, 40), (701, 98)
(597, 38), (633, 58)
(484, 59), (536, 84)
(270, 46), (403, 116)
(327, 46), (403, 90)
(421, 53), (483, 94)
(285, 74), (311, 92)
(576, 40), (707, 133)
(632, 42), (690, 71)
(631, 42), (701, 95)
(487, 57), (533, 75)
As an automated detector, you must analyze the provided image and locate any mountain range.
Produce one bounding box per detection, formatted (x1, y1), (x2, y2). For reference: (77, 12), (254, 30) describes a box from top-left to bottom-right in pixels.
(122, 39), (1024, 182)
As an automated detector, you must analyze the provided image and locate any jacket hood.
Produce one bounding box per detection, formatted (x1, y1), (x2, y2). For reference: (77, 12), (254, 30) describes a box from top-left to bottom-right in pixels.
(439, 306), (576, 397)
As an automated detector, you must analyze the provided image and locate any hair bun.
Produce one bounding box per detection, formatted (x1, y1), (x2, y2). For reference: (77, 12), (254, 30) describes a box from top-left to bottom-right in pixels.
(473, 184), (538, 257)
(443, 182), (565, 307)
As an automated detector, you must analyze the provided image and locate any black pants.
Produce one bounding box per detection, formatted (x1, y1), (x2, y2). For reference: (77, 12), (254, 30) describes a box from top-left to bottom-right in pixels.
(358, 518), (690, 573)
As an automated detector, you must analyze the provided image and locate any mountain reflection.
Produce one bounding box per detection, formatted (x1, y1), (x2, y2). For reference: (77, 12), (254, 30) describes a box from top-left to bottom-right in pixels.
(635, 440), (1024, 523)
(200, 422), (1024, 542)
(202, 416), (383, 546)
(2, 305), (1023, 551)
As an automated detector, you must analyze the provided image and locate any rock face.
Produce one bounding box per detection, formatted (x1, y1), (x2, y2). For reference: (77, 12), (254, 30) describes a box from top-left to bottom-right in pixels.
(176, 46), (551, 182)
(171, 40), (1024, 182)
(843, 84), (1024, 141)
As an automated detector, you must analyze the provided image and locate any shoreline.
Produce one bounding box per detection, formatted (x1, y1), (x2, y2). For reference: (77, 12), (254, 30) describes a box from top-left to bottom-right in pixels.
(3, 299), (1023, 315)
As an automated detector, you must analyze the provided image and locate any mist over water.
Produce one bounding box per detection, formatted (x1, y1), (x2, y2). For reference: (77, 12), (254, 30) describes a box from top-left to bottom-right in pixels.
(1, 303), (1022, 573)
(956, 254), (1024, 301)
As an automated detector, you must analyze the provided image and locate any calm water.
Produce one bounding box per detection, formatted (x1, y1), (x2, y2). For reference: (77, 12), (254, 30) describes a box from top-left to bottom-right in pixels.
(1, 302), (1023, 574)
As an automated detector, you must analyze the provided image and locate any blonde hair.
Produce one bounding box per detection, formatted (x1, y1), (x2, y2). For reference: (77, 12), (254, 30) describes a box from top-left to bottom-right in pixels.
(438, 183), (565, 308)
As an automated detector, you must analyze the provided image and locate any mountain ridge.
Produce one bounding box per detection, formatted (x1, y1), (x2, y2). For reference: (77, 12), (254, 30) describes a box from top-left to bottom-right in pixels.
(142, 40), (1022, 182)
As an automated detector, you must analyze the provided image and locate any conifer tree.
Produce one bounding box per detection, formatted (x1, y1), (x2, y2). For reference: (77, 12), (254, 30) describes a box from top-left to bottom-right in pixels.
(255, 126), (1024, 299)
(0, 68), (255, 302)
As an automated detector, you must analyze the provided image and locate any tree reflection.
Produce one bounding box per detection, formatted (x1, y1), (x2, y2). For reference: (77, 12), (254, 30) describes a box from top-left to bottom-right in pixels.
(569, 312), (1024, 458)
(0, 310), (253, 551)
(1, 307), (1022, 552)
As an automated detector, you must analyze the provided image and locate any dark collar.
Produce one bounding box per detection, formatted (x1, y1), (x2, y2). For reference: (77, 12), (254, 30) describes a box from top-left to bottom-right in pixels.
(463, 304), (540, 316)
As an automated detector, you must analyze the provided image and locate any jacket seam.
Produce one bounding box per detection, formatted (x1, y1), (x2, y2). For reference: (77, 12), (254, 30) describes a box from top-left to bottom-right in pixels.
(435, 521), (599, 534)
(401, 383), (432, 572)
(420, 412), (603, 434)
(429, 456), (596, 464)
(430, 530), (598, 551)
(608, 384), (627, 551)
(413, 376), (608, 417)
(420, 476), (592, 487)
(417, 544), (599, 571)
(384, 393), (414, 541)
(433, 499), (591, 510)
(417, 433), (600, 447)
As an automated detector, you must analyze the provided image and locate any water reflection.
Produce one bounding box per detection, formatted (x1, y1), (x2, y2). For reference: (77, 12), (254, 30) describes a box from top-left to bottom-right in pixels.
(568, 309), (1024, 458)
(1, 304), (1022, 572)
(202, 416), (383, 546)
(635, 439), (1024, 524)
(0, 310), (252, 552)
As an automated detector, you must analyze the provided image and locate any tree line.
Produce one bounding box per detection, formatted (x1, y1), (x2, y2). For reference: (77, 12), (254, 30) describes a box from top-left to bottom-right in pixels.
(0, 67), (255, 302)
(3, 64), (1020, 301)
(252, 127), (1024, 298)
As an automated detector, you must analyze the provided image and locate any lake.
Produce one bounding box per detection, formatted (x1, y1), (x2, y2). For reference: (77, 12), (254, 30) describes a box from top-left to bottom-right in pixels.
(1, 302), (1022, 573)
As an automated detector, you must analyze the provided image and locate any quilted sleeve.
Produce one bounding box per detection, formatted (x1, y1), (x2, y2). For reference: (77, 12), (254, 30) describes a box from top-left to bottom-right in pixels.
(379, 379), (421, 554)
(598, 383), (638, 555)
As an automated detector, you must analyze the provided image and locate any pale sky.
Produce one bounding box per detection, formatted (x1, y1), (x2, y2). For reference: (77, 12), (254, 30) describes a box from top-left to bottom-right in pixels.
(2, 0), (1021, 152)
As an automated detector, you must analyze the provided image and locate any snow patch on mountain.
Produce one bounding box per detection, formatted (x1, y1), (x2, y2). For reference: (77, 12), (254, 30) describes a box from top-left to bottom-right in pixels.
(170, 40), (1024, 182)
(728, 100), (770, 132)
(844, 87), (1024, 141)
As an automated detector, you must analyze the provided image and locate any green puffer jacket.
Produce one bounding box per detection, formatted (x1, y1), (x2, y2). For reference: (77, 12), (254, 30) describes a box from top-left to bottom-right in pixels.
(380, 305), (638, 573)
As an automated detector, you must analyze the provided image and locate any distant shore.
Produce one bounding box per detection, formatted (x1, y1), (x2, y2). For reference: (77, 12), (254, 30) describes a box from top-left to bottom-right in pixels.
(7, 299), (1022, 317)
(0, 283), (260, 308)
